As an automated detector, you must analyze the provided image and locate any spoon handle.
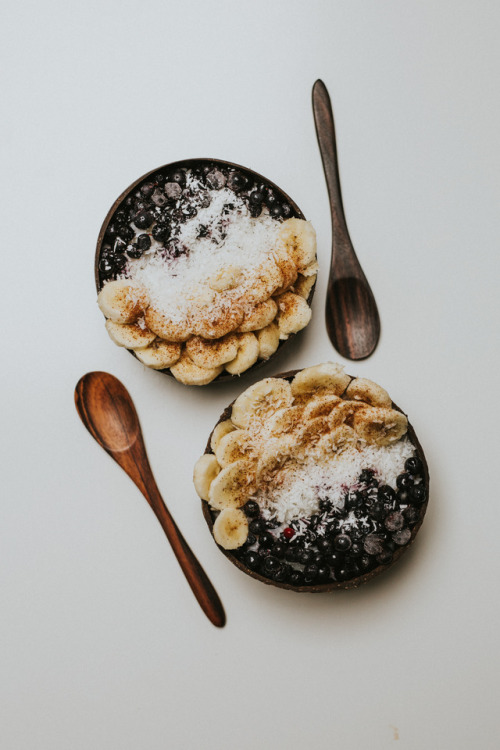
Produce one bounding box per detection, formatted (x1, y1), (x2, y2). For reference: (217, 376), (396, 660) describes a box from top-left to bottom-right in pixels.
(123, 437), (226, 628)
(312, 79), (358, 271)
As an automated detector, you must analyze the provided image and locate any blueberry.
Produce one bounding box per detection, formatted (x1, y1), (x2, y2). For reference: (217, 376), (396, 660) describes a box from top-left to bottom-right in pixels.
(269, 204), (283, 219)
(169, 170), (186, 187)
(265, 190), (279, 209)
(257, 546), (270, 559)
(151, 188), (168, 207)
(410, 484), (426, 503)
(376, 547), (393, 565)
(227, 171), (249, 191)
(371, 502), (386, 520)
(392, 528), (411, 546)
(112, 254), (127, 273)
(403, 506), (421, 526)
(272, 565), (289, 583)
(317, 564), (331, 582)
(324, 552), (344, 568)
(243, 500), (260, 518)
(249, 518), (264, 535)
(105, 223), (119, 240)
(358, 555), (373, 572)
(285, 546), (301, 563)
(271, 542), (286, 559)
(249, 203), (262, 218)
(140, 182), (155, 198)
(405, 456), (423, 475)
(345, 490), (362, 510)
(249, 189), (264, 205)
(363, 534), (385, 556)
(137, 234), (151, 250)
(396, 473), (413, 490)
(263, 555), (281, 573)
(384, 511), (404, 532)
(334, 534), (352, 552)
(127, 244), (143, 259)
(336, 562), (359, 581)
(303, 564), (319, 583)
(348, 542), (364, 559)
(164, 182), (183, 200)
(206, 169), (226, 190)
(153, 172), (165, 185)
(260, 531), (275, 548)
(319, 498), (332, 511)
(98, 253), (115, 277)
(359, 469), (375, 484)
(133, 210), (153, 229)
(317, 538), (332, 554)
(298, 548), (314, 565)
(281, 203), (293, 218)
(378, 485), (396, 504)
(245, 551), (260, 570)
(288, 570), (304, 586)
(151, 223), (170, 243)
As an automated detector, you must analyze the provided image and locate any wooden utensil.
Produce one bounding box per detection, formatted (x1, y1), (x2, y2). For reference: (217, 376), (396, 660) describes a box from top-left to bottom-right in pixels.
(312, 79), (380, 360)
(74, 371), (226, 628)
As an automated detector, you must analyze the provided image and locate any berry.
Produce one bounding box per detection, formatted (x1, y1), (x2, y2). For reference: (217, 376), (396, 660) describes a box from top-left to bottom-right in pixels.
(269, 204), (283, 219)
(359, 469), (375, 484)
(152, 188), (168, 207)
(378, 484), (396, 504)
(376, 547), (393, 565)
(392, 528), (411, 546)
(403, 505), (421, 525)
(206, 169), (226, 190)
(243, 533), (257, 548)
(245, 551), (260, 570)
(259, 531), (275, 548)
(333, 533), (352, 552)
(285, 546), (300, 562)
(283, 527), (295, 541)
(319, 498), (332, 511)
(371, 502), (385, 520)
(348, 542), (363, 558)
(164, 182), (182, 200)
(410, 484), (426, 503)
(317, 538), (332, 554)
(169, 170), (186, 187)
(272, 565), (289, 583)
(363, 534), (384, 556)
(227, 171), (249, 191)
(263, 555), (280, 573)
(249, 189), (264, 205)
(112, 253), (127, 273)
(140, 182), (155, 198)
(288, 570), (304, 586)
(243, 500), (260, 518)
(271, 542), (286, 559)
(152, 223), (171, 242)
(303, 564), (319, 583)
(358, 555), (373, 572)
(298, 548), (314, 565)
(249, 203), (262, 218)
(384, 511), (404, 532)
(98, 253), (115, 277)
(405, 456), (422, 475)
(281, 203), (293, 218)
(396, 472), (413, 490)
(133, 210), (153, 229)
(153, 173), (165, 185)
(317, 564), (331, 582)
(249, 518), (264, 535)
(265, 190), (279, 209)
(324, 552), (344, 568)
(345, 490), (363, 510)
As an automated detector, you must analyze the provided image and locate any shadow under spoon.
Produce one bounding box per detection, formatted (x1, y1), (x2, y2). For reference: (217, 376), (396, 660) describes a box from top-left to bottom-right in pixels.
(312, 79), (380, 360)
(74, 371), (226, 628)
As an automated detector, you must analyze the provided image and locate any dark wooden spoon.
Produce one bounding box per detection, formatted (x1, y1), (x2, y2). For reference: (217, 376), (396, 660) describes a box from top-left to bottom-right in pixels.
(74, 371), (226, 628)
(312, 79), (380, 360)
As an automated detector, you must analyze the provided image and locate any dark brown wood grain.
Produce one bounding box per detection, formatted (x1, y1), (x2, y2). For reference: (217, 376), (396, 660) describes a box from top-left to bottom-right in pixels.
(75, 371), (226, 627)
(201, 369), (429, 593)
(312, 80), (381, 360)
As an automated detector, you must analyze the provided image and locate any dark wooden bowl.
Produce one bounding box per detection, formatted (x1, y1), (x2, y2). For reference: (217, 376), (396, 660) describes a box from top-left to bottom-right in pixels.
(201, 369), (429, 592)
(95, 158), (315, 383)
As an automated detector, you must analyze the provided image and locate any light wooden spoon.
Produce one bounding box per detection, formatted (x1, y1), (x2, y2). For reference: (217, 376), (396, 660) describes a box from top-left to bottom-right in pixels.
(75, 371), (226, 628)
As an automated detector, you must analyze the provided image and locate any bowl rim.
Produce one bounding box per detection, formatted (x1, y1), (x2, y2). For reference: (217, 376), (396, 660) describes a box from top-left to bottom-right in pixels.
(201, 368), (430, 592)
(94, 158), (314, 383)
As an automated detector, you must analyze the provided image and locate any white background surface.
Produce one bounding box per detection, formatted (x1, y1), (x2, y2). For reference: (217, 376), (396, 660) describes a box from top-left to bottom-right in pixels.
(2, 1), (499, 748)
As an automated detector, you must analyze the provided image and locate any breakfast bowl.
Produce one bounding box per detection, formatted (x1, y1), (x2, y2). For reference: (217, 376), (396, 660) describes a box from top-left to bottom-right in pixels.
(95, 158), (317, 385)
(194, 362), (429, 591)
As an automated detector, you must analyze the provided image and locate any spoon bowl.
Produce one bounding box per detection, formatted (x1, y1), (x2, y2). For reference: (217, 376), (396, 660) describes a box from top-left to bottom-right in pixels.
(75, 371), (226, 627)
(312, 79), (380, 360)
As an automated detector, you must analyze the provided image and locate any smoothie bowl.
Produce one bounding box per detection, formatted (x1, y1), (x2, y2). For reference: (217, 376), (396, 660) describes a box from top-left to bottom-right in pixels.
(194, 363), (429, 591)
(95, 159), (317, 384)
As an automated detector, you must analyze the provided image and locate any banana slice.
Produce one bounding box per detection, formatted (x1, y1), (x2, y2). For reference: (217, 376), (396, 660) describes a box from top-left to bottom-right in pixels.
(257, 322), (280, 360)
(302, 393), (341, 419)
(352, 406), (408, 446)
(215, 430), (253, 467)
(265, 404), (305, 436)
(170, 352), (223, 385)
(252, 257), (285, 301)
(193, 454), (221, 501)
(208, 266), (243, 292)
(345, 378), (392, 408)
(225, 333), (259, 375)
(193, 301), (245, 339)
(291, 362), (351, 397)
(272, 247), (299, 296)
(279, 218), (317, 271)
(134, 339), (182, 369)
(210, 420), (237, 452)
(276, 292), (312, 338)
(105, 319), (156, 349)
(212, 508), (249, 549)
(292, 273), (317, 300)
(237, 299), (278, 333)
(97, 280), (149, 324)
(231, 377), (293, 429)
(208, 459), (256, 510)
(144, 306), (192, 342)
(301, 261), (319, 277)
(330, 424), (357, 451)
(185, 334), (239, 368)
(328, 399), (366, 428)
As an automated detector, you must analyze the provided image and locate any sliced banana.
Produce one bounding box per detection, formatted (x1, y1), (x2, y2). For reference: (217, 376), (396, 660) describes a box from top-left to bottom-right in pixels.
(193, 301), (245, 339)
(212, 508), (249, 549)
(301, 260), (319, 277)
(237, 299), (278, 333)
(144, 306), (192, 342)
(225, 332), (259, 375)
(134, 339), (182, 369)
(193, 454), (221, 501)
(279, 218), (317, 271)
(185, 334), (239, 368)
(210, 420), (237, 452)
(330, 424), (357, 451)
(302, 393), (342, 420)
(345, 378), (392, 408)
(215, 430), (253, 468)
(105, 319), (156, 349)
(352, 406), (408, 446)
(328, 399), (366, 428)
(97, 280), (149, 324)
(208, 459), (256, 510)
(272, 247), (299, 296)
(231, 377), (293, 429)
(208, 266), (243, 292)
(170, 352), (223, 385)
(257, 322), (280, 360)
(265, 404), (305, 436)
(291, 362), (351, 397)
(276, 292), (312, 338)
(292, 273), (317, 299)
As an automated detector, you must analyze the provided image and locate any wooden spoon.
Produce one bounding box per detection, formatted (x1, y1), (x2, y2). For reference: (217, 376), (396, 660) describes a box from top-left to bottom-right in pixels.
(312, 79), (380, 360)
(74, 371), (226, 628)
